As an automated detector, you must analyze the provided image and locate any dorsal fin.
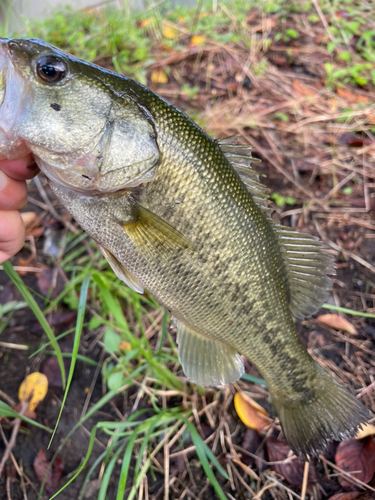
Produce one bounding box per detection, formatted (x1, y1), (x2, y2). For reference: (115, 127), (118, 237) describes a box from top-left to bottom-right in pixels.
(216, 136), (272, 215)
(271, 222), (336, 319)
(217, 135), (335, 320)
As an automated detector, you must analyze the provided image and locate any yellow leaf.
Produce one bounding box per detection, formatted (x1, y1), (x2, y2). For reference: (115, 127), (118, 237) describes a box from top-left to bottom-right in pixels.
(162, 25), (177, 39)
(234, 391), (270, 431)
(18, 373), (48, 412)
(355, 423), (375, 439)
(140, 18), (151, 28)
(119, 341), (131, 352)
(190, 35), (205, 47)
(151, 69), (168, 84)
(316, 314), (357, 335)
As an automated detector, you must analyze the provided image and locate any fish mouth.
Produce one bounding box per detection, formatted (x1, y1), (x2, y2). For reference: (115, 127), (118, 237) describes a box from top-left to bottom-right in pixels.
(0, 38), (30, 160)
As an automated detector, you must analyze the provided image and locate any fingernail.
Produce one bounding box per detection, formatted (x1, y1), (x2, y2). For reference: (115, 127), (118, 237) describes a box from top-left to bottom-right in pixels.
(0, 170), (7, 191)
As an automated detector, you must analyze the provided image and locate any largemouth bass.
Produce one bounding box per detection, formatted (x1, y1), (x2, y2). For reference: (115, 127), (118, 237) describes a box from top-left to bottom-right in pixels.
(0, 38), (369, 458)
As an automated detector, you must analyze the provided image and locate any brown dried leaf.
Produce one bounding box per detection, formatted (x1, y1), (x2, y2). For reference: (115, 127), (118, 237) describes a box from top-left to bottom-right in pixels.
(234, 392), (271, 431)
(12, 402), (37, 420)
(329, 493), (362, 500)
(37, 268), (65, 298)
(293, 80), (316, 98)
(316, 314), (357, 335)
(266, 438), (319, 486)
(355, 424), (375, 440)
(21, 212), (42, 236)
(43, 355), (70, 388)
(337, 87), (370, 104)
(335, 437), (375, 488)
(33, 448), (64, 496)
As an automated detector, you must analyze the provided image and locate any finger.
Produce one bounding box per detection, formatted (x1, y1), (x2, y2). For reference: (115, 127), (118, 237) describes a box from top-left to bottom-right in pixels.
(0, 170), (28, 210)
(0, 210), (25, 264)
(0, 154), (39, 181)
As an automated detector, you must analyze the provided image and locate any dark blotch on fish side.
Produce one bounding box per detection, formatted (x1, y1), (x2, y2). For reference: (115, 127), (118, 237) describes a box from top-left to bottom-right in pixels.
(50, 103), (61, 111)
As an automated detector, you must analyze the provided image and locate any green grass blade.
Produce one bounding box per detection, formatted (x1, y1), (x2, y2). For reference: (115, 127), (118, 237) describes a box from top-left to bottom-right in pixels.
(98, 441), (127, 500)
(48, 274), (91, 448)
(0, 401), (52, 433)
(47, 391), (116, 499)
(184, 420), (229, 500)
(115, 434), (137, 500)
(322, 303), (375, 318)
(43, 351), (98, 366)
(241, 373), (267, 386)
(2, 260), (66, 389)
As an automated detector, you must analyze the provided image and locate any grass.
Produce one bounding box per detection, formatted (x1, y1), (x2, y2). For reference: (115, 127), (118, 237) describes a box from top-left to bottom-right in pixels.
(0, 0), (374, 498)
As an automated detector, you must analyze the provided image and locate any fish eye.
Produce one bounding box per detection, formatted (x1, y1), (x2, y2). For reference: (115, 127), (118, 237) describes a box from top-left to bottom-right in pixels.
(36, 55), (67, 83)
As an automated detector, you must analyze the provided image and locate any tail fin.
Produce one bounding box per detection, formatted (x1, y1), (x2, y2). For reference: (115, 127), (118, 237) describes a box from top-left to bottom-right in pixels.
(273, 369), (370, 459)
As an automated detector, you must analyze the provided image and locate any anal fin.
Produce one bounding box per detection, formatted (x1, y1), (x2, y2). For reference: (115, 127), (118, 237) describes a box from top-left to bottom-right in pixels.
(176, 321), (244, 387)
(97, 243), (144, 294)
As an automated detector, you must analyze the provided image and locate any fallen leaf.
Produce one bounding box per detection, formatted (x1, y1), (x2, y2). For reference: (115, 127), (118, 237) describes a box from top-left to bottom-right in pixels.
(316, 314), (357, 335)
(18, 373), (48, 412)
(43, 355), (70, 388)
(337, 87), (369, 104)
(338, 133), (373, 148)
(33, 448), (64, 496)
(266, 438), (319, 486)
(20, 212), (43, 236)
(190, 35), (205, 47)
(37, 268), (65, 298)
(136, 18), (151, 28)
(162, 25), (177, 39)
(241, 428), (266, 470)
(151, 69), (168, 84)
(335, 437), (375, 488)
(365, 111), (375, 125)
(355, 423), (375, 440)
(293, 80), (316, 97)
(329, 493), (362, 500)
(119, 341), (131, 352)
(234, 391), (271, 431)
(12, 402), (36, 420)
(335, 10), (351, 20)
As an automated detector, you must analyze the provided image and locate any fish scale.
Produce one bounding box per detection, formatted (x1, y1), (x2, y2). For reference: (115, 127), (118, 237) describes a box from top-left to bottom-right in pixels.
(0, 37), (370, 458)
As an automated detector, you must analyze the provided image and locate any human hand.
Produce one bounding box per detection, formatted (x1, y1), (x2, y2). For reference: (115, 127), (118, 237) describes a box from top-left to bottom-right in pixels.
(0, 154), (39, 264)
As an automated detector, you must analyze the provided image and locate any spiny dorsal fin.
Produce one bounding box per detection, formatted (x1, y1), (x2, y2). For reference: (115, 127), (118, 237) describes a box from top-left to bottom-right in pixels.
(271, 222), (336, 319)
(216, 136), (272, 215)
(217, 136), (335, 320)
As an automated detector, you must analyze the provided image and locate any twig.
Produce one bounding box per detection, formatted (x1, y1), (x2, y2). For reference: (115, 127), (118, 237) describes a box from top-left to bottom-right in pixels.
(246, 133), (328, 209)
(301, 461), (309, 500)
(311, 0), (336, 45)
(357, 379), (375, 399)
(0, 402), (28, 477)
(0, 342), (29, 351)
(253, 482), (276, 499)
(328, 240), (375, 275)
(320, 456), (375, 492)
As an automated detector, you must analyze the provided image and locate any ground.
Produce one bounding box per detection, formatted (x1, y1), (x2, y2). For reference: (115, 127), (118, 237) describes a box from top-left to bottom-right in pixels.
(0, 1), (375, 499)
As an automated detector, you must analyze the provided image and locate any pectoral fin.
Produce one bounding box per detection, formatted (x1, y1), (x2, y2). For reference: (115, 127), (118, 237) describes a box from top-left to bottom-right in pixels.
(97, 243), (144, 294)
(119, 199), (193, 259)
(176, 320), (244, 387)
